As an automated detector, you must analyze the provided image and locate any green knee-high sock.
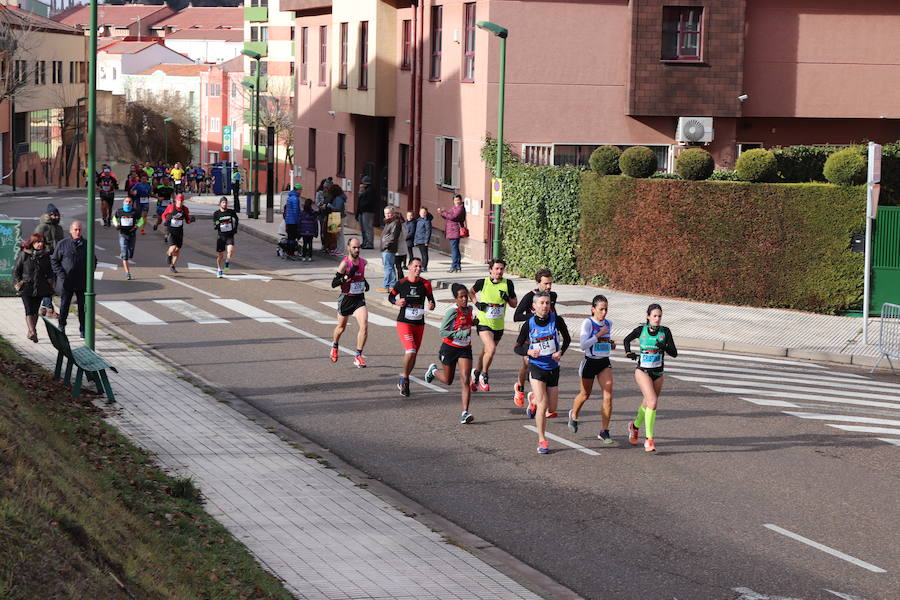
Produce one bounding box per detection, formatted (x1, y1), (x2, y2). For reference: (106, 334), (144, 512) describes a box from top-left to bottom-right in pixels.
(644, 408), (657, 439)
(634, 405), (646, 428)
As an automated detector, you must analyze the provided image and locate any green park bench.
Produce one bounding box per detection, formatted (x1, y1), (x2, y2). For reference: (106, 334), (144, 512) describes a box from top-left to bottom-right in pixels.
(41, 316), (117, 402)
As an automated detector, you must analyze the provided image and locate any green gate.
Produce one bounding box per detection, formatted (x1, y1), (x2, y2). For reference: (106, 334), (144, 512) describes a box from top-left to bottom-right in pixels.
(871, 206), (900, 314)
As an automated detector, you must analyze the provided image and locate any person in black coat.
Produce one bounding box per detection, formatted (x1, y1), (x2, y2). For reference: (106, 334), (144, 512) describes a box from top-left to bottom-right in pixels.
(13, 233), (55, 343)
(51, 221), (92, 338)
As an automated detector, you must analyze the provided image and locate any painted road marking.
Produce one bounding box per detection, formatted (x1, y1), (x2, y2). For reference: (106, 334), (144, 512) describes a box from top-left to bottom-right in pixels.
(631, 357), (885, 386)
(670, 356), (869, 380)
(741, 398), (799, 408)
(154, 299), (228, 324)
(678, 350), (829, 369)
(523, 426), (600, 456)
(98, 301), (166, 326)
(159, 274), (221, 298)
(763, 524), (886, 573)
(97, 261), (118, 270)
(211, 299), (287, 323)
(94, 244), (106, 251)
(265, 300), (336, 324)
(825, 590), (869, 600)
(187, 262), (272, 282)
(783, 411), (900, 427)
(875, 437), (900, 446)
(674, 376), (897, 403)
(94, 272), (104, 280)
(666, 367), (900, 395)
(705, 386), (900, 410)
(732, 588), (801, 600)
(319, 302), (396, 327)
(826, 424), (900, 436)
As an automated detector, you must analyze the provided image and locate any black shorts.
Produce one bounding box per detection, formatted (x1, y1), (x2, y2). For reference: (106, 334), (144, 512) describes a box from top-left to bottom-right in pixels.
(337, 294), (366, 317)
(475, 324), (504, 342)
(100, 195), (114, 204)
(528, 364), (560, 387)
(637, 367), (665, 380)
(167, 227), (184, 248)
(579, 357), (611, 379)
(439, 342), (472, 367)
(216, 234), (235, 253)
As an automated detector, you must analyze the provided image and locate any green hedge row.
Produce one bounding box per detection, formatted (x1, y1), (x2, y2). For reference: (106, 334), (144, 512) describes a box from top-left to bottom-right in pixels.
(576, 176), (864, 313)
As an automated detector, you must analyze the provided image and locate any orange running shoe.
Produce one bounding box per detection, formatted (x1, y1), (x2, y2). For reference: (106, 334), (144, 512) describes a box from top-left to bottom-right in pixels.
(353, 354), (367, 368)
(545, 411), (558, 419)
(513, 383), (525, 407)
(628, 422), (639, 445)
(644, 438), (656, 453)
(330, 346), (338, 363)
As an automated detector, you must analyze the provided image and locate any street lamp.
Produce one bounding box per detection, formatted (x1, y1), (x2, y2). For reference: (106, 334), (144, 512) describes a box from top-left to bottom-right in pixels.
(163, 117), (173, 164)
(74, 96), (87, 187)
(241, 80), (257, 218)
(85, 0), (100, 350)
(241, 48), (262, 218)
(477, 20), (508, 260)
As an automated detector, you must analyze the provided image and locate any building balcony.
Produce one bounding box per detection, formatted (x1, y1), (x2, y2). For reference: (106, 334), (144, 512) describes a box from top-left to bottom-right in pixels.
(244, 6), (268, 22)
(243, 145), (266, 161)
(281, 0), (331, 11)
(243, 75), (268, 93)
(244, 41), (268, 57)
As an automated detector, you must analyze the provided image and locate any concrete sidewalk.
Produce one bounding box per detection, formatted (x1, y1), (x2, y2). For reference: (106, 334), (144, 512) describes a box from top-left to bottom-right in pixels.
(0, 300), (569, 600)
(183, 197), (887, 371)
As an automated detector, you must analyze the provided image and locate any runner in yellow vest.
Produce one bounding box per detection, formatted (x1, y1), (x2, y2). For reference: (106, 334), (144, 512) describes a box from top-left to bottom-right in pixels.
(468, 258), (517, 392)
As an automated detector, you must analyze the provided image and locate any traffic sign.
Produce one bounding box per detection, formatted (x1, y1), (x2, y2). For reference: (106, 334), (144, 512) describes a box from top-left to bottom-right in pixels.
(491, 178), (503, 205)
(223, 125), (232, 152)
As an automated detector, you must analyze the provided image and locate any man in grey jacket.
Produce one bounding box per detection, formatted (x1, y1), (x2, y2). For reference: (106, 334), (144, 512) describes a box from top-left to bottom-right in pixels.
(379, 207), (403, 292)
(51, 221), (91, 338)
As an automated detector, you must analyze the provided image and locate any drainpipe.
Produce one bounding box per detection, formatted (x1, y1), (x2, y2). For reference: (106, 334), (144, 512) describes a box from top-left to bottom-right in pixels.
(413, 0), (424, 216)
(408, 1), (418, 212)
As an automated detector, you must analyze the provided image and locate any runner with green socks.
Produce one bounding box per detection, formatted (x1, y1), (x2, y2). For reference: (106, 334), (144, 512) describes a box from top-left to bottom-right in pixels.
(622, 303), (677, 452)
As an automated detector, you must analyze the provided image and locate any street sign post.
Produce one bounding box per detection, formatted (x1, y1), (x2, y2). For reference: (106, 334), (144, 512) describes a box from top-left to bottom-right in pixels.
(863, 141), (882, 343)
(491, 178), (503, 205)
(223, 125), (232, 152)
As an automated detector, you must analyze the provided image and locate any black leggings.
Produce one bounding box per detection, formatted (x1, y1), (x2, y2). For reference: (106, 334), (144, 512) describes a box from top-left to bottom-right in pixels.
(394, 255), (404, 280)
(301, 236), (313, 257)
(416, 244), (429, 270)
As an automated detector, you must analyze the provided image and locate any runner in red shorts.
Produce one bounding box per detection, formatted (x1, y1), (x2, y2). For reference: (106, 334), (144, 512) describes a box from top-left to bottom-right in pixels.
(388, 257), (435, 397)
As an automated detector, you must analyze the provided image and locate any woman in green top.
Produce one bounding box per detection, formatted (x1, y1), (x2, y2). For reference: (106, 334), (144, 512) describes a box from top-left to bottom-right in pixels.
(622, 303), (677, 453)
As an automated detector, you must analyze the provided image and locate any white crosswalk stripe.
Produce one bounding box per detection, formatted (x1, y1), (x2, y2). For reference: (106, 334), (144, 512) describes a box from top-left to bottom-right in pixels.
(98, 301), (166, 325)
(265, 300), (336, 324)
(319, 302), (396, 327)
(154, 299), (228, 324)
(211, 299), (287, 323)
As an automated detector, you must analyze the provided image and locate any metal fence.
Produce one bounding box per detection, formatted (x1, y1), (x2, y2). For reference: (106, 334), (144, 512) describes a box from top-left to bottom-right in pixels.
(873, 302), (900, 373)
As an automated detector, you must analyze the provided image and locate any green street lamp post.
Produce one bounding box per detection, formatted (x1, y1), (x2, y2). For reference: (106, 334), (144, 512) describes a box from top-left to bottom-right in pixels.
(163, 116), (173, 164)
(241, 49), (262, 218)
(84, 0), (100, 349)
(477, 20), (508, 260)
(241, 80), (257, 218)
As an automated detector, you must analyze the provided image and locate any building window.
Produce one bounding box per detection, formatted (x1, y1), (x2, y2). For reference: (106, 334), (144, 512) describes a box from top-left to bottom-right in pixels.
(337, 133), (346, 177)
(338, 22), (348, 88)
(250, 25), (268, 42)
(300, 26), (308, 84)
(358, 21), (369, 90)
(553, 144), (669, 171)
(231, 82), (237, 97)
(189, 91), (195, 105)
(209, 151), (219, 164)
(434, 136), (460, 189)
(50, 61), (61, 84)
(401, 19), (412, 70)
(318, 25), (328, 86)
(399, 143), (410, 192)
(35, 60), (46, 85)
(249, 0), (268, 7)
(290, 61), (295, 76)
(69, 61), (75, 83)
(430, 6), (442, 80)
(290, 26), (295, 41)
(79, 61), (86, 83)
(462, 3), (476, 82)
(308, 127), (316, 169)
(522, 144), (553, 166)
(208, 83), (221, 97)
(210, 117), (220, 132)
(662, 6), (702, 61)
(250, 61), (268, 77)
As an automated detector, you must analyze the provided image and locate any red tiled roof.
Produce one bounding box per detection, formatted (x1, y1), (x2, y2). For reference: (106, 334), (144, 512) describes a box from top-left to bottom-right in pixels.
(136, 63), (212, 77)
(0, 5), (81, 34)
(98, 40), (159, 55)
(152, 7), (242, 31)
(165, 28), (243, 42)
(53, 4), (175, 28)
(218, 55), (244, 72)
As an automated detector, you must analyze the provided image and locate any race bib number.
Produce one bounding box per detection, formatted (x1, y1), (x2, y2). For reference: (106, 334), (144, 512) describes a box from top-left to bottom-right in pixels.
(101, 184), (111, 192)
(485, 304), (504, 320)
(455, 334), (471, 347)
(170, 217), (183, 227)
(139, 197), (150, 204)
(349, 280), (365, 294)
(640, 351), (662, 369)
(531, 336), (557, 357)
(404, 305), (424, 320)
(120, 216), (134, 227)
(174, 179), (182, 185)
(219, 221), (233, 232)
(593, 342), (611, 354)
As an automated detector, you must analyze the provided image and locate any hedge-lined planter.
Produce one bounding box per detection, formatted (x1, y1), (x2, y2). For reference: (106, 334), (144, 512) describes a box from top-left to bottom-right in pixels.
(577, 175), (864, 314)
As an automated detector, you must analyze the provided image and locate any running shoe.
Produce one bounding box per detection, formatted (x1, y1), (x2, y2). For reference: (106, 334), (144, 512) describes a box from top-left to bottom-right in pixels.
(424, 363), (438, 384)
(330, 346), (338, 363)
(567, 410), (578, 433)
(598, 430), (614, 444)
(170, 265), (177, 273)
(479, 371), (490, 392)
(644, 438), (656, 453)
(470, 369), (480, 392)
(627, 422), (639, 445)
(398, 377), (410, 397)
(537, 440), (550, 454)
(224, 260), (230, 271)
(125, 272), (132, 280)
(525, 392), (536, 419)
(513, 383), (525, 407)
(460, 411), (474, 424)
(140, 228), (146, 235)
(216, 269), (224, 278)
(546, 411), (558, 419)
(353, 354), (367, 368)
(152, 224), (158, 231)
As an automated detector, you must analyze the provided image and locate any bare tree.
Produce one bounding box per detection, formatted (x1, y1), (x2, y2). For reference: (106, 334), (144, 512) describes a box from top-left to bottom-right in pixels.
(0, 8), (37, 105)
(241, 77), (294, 190)
(124, 89), (195, 164)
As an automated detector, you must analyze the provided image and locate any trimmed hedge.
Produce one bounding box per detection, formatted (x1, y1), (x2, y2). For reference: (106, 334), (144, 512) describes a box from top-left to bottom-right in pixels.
(589, 146), (621, 176)
(675, 148), (714, 180)
(736, 148), (778, 182)
(772, 145), (838, 182)
(501, 164), (581, 283)
(619, 146), (658, 178)
(824, 147), (867, 186)
(578, 176), (864, 313)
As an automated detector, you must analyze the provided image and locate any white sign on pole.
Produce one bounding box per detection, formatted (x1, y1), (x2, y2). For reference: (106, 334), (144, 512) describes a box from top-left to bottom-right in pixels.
(863, 142), (883, 343)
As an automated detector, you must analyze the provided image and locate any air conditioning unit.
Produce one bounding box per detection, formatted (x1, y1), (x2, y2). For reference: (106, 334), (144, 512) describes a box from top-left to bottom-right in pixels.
(676, 117), (714, 144)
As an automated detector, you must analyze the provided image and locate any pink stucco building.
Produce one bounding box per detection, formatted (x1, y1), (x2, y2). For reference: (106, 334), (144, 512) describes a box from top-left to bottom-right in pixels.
(287, 0), (900, 261)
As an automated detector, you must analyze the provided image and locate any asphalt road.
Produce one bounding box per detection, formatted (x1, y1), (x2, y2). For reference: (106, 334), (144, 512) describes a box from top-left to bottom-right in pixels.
(4, 192), (898, 600)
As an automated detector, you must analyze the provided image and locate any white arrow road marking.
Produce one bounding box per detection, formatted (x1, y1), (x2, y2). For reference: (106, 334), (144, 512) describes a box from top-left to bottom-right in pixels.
(210, 299), (287, 323)
(97, 261), (118, 270)
(265, 300), (336, 324)
(523, 426), (600, 456)
(783, 411), (900, 427)
(763, 524), (886, 573)
(154, 299), (228, 324)
(704, 387), (900, 410)
(319, 302), (396, 327)
(826, 424), (900, 436)
(187, 262), (272, 282)
(98, 301), (166, 326)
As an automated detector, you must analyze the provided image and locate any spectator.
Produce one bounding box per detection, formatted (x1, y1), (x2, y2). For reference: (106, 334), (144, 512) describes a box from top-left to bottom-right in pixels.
(13, 233), (54, 343)
(314, 178), (332, 250)
(327, 183), (347, 255)
(356, 176), (376, 249)
(403, 210), (417, 270)
(298, 198), (319, 261)
(283, 183), (302, 249)
(51, 221), (92, 338)
(34, 203), (64, 317)
(439, 194), (466, 273)
(379, 207), (403, 292)
(231, 167), (242, 212)
(414, 207), (433, 272)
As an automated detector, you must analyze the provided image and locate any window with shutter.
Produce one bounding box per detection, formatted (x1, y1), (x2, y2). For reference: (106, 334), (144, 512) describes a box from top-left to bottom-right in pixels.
(434, 136), (443, 186)
(450, 139), (460, 189)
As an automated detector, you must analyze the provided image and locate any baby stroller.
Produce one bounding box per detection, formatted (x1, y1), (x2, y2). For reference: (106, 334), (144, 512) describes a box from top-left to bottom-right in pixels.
(276, 234), (300, 260)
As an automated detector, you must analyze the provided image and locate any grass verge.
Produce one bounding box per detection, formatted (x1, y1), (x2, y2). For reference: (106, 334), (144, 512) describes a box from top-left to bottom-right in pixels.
(0, 336), (294, 600)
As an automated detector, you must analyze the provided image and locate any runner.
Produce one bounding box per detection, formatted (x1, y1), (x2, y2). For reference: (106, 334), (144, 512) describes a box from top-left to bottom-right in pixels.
(424, 283), (476, 423)
(159, 194), (195, 273)
(512, 269), (557, 407)
(330, 237), (369, 368)
(212, 197), (239, 278)
(568, 294), (616, 443)
(389, 257), (436, 397)
(152, 175), (175, 231)
(97, 165), (118, 227)
(469, 258), (517, 392)
(111, 196), (143, 280)
(170, 162), (185, 194)
(515, 291), (570, 454)
(132, 173), (153, 234)
(623, 303), (678, 453)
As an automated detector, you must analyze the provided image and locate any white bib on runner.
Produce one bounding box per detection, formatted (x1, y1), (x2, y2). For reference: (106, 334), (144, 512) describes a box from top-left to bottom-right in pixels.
(455, 334), (471, 347)
(592, 341), (611, 355)
(640, 352), (662, 369)
(531, 336), (557, 357)
(219, 221), (233, 232)
(485, 304), (504, 320)
(170, 217), (183, 227)
(120, 216), (134, 227)
(139, 196), (150, 204)
(404, 305), (424, 320)
(349, 280), (365, 294)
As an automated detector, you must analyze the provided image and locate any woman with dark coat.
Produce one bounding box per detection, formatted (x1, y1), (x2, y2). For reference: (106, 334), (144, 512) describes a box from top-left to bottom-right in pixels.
(13, 233), (55, 343)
